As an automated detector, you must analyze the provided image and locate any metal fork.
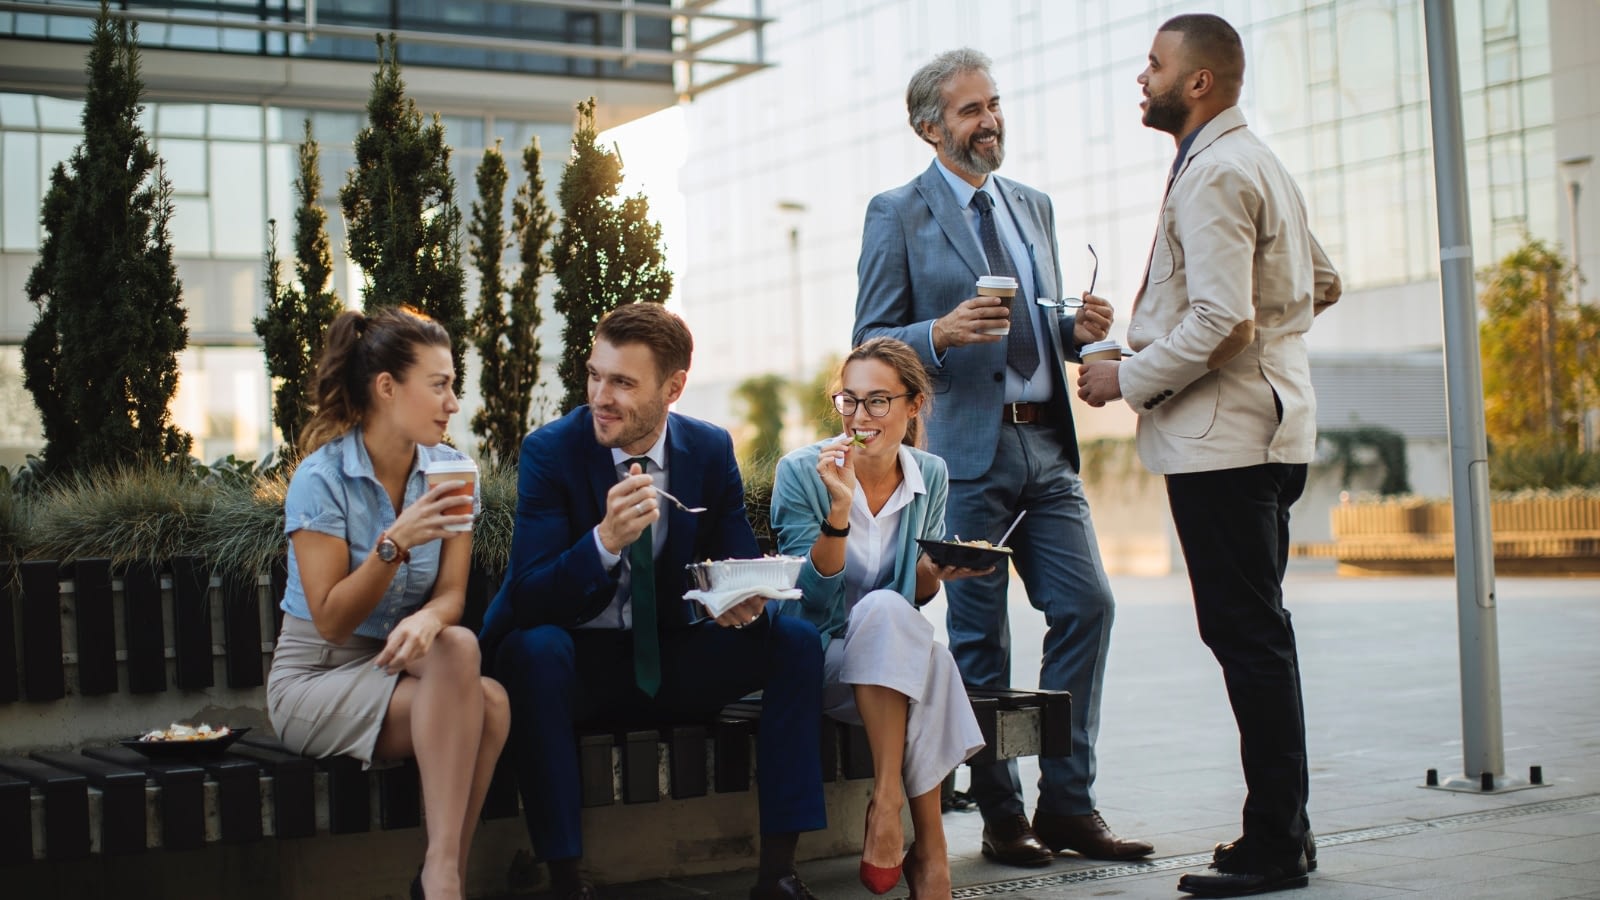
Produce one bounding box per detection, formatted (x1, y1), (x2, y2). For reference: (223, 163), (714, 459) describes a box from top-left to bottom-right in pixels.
(653, 487), (707, 514)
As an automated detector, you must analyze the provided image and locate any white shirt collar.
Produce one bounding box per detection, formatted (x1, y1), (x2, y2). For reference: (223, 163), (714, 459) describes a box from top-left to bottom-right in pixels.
(610, 424), (669, 472)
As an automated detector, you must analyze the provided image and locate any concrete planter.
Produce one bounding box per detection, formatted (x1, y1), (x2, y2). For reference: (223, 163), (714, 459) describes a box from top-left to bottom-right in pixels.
(1328, 493), (1600, 575)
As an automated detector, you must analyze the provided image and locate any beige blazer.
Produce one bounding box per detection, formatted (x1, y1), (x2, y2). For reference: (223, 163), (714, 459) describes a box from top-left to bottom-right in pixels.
(1118, 106), (1341, 475)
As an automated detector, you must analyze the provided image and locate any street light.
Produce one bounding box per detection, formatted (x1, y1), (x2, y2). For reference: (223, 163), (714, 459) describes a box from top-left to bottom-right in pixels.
(777, 200), (808, 449)
(1561, 155), (1595, 451)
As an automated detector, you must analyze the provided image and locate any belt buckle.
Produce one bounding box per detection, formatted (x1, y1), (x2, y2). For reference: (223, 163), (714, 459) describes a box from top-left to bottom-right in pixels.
(1008, 403), (1027, 424)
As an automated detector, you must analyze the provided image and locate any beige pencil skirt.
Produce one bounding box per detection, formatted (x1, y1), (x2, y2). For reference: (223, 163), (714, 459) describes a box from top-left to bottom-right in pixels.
(266, 613), (400, 767)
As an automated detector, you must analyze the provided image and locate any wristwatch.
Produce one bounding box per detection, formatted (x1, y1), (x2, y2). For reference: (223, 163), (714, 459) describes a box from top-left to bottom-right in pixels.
(376, 531), (410, 564)
(818, 518), (850, 538)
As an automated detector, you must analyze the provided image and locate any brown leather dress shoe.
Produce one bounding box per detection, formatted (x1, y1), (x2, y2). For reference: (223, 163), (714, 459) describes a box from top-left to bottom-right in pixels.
(748, 873), (819, 899)
(1032, 809), (1155, 860)
(980, 814), (1054, 867)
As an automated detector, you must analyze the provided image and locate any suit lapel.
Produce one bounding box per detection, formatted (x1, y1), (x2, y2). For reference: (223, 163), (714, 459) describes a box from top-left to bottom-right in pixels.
(662, 415), (700, 571)
(915, 163), (988, 279)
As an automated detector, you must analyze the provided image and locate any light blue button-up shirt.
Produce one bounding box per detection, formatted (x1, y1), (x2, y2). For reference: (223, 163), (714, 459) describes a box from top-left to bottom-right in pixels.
(931, 158), (1053, 403)
(280, 428), (482, 639)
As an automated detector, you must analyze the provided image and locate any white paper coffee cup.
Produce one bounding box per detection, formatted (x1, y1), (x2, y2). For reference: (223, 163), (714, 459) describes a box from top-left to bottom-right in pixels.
(976, 275), (1018, 335)
(425, 458), (477, 532)
(1079, 340), (1124, 363)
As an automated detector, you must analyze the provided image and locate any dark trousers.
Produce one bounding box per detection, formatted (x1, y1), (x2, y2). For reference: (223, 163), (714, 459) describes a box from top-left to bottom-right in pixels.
(1165, 463), (1310, 861)
(493, 610), (827, 862)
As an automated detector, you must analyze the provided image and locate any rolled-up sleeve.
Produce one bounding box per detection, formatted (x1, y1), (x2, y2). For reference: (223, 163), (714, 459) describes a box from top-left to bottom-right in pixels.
(284, 465), (346, 539)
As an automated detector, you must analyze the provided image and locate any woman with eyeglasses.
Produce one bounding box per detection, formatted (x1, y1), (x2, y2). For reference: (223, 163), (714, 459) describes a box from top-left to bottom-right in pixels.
(770, 337), (989, 900)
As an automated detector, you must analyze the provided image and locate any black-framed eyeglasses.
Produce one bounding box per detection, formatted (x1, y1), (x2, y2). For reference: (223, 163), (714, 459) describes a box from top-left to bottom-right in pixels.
(832, 392), (915, 417)
(1036, 244), (1096, 311)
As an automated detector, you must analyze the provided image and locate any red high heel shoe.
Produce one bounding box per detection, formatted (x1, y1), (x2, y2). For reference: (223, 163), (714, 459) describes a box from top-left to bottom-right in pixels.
(859, 803), (904, 894)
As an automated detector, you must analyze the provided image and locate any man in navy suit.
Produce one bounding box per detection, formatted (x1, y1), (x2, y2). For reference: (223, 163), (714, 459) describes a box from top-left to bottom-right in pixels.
(481, 303), (826, 900)
(853, 48), (1150, 867)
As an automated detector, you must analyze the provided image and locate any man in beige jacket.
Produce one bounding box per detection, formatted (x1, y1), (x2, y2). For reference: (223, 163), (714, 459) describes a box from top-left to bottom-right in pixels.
(1077, 13), (1340, 898)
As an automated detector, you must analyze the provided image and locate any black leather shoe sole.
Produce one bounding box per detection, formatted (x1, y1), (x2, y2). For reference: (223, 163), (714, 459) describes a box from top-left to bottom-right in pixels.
(1178, 871), (1309, 897)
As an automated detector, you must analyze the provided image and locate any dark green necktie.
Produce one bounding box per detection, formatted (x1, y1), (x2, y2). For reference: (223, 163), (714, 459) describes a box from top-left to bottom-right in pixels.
(625, 456), (660, 697)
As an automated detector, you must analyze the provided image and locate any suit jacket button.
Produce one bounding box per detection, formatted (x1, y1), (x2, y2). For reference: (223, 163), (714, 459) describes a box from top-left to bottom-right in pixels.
(993, 372), (1003, 382)
(1163, 389), (1174, 396)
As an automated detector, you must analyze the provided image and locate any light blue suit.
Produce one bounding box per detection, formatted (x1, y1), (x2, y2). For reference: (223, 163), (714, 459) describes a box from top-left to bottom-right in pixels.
(854, 162), (1115, 819)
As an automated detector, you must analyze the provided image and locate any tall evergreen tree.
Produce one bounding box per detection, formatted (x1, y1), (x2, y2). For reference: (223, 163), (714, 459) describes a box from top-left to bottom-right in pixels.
(552, 98), (673, 414)
(255, 121), (343, 452)
(22, 4), (191, 477)
(470, 137), (553, 467)
(340, 34), (468, 394)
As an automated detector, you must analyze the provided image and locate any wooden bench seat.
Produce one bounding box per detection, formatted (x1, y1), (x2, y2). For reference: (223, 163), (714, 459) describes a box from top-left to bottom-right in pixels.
(1, 555), (1069, 893)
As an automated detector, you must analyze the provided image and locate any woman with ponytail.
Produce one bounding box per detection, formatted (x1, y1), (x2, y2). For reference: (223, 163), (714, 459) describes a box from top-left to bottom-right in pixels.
(267, 306), (508, 900)
(769, 337), (989, 899)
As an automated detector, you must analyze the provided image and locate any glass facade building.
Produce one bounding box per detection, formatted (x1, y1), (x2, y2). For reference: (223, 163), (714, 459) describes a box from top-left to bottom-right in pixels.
(673, 0), (1581, 451)
(0, 0), (766, 465)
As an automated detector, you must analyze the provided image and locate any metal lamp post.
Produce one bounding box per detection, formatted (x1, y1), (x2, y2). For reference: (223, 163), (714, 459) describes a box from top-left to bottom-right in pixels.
(1561, 155), (1594, 452)
(777, 200), (808, 449)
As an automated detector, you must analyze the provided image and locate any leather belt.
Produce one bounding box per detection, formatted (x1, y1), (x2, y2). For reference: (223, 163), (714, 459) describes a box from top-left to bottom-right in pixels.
(1002, 401), (1052, 425)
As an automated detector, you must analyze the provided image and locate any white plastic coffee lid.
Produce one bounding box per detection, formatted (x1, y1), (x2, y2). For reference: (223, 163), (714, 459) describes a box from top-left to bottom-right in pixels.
(425, 458), (478, 473)
(976, 275), (1018, 289)
(1080, 340), (1124, 355)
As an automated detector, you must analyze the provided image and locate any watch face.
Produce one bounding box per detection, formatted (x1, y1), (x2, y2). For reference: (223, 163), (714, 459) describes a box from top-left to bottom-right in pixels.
(378, 539), (398, 562)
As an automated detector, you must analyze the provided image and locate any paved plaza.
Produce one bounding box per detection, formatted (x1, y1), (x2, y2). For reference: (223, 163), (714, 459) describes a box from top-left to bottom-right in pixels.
(593, 563), (1600, 899)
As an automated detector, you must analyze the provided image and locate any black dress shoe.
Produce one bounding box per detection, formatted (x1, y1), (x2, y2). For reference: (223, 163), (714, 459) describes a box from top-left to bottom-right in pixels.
(749, 873), (818, 899)
(1178, 850), (1309, 897)
(1213, 832), (1317, 872)
(1032, 808), (1154, 860)
(550, 881), (598, 899)
(980, 814), (1054, 867)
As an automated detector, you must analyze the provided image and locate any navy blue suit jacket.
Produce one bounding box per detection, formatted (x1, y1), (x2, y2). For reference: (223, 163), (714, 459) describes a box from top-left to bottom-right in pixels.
(478, 406), (759, 657)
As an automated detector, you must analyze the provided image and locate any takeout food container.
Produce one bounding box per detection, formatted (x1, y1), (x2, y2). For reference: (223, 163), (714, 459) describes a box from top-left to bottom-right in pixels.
(121, 726), (250, 759)
(684, 556), (805, 592)
(917, 538), (1013, 570)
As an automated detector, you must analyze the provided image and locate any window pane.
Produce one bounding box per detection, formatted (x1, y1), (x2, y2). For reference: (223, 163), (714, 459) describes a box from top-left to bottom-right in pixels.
(36, 96), (80, 130)
(159, 139), (209, 195)
(209, 104), (261, 140)
(170, 195), (212, 255)
(0, 93), (38, 128)
(210, 143), (264, 257)
(158, 104), (207, 138)
(3, 132), (39, 250)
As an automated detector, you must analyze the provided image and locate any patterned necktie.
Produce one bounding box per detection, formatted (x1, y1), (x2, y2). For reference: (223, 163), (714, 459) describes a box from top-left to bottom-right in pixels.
(625, 456), (660, 697)
(971, 190), (1040, 378)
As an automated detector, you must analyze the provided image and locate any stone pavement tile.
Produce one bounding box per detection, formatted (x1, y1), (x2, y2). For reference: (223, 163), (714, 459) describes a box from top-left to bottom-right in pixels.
(1310, 846), (1431, 876)
(1497, 812), (1600, 839)
(1485, 833), (1600, 864)
(1342, 852), (1549, 891)
(1382, 872), (1600, 900)
(1348, 826), (1554, 859)
(1538, 859), (1600, 882)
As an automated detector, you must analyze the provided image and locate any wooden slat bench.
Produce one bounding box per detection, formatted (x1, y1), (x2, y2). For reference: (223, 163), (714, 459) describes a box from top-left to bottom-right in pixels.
(0, 557), (1069, 897)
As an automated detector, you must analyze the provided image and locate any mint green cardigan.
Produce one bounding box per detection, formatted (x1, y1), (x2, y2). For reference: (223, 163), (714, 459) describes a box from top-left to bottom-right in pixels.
(769, 439), (950, 648)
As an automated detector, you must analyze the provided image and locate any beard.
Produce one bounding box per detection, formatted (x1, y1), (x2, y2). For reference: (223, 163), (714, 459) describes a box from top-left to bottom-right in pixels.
(939, 120), (1005, 176)
(1142, 79), (1190, 135)
(591, 392), (668, 451)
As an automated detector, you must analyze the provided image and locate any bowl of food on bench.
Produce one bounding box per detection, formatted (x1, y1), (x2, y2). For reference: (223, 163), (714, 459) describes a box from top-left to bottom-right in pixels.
(917, 537), (1013, 571)
(121, 723), (250, 758)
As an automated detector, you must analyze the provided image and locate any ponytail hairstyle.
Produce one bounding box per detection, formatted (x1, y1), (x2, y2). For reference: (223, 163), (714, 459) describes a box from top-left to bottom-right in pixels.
(298, 305), (451, 456)
(834, 337), (934, 449)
